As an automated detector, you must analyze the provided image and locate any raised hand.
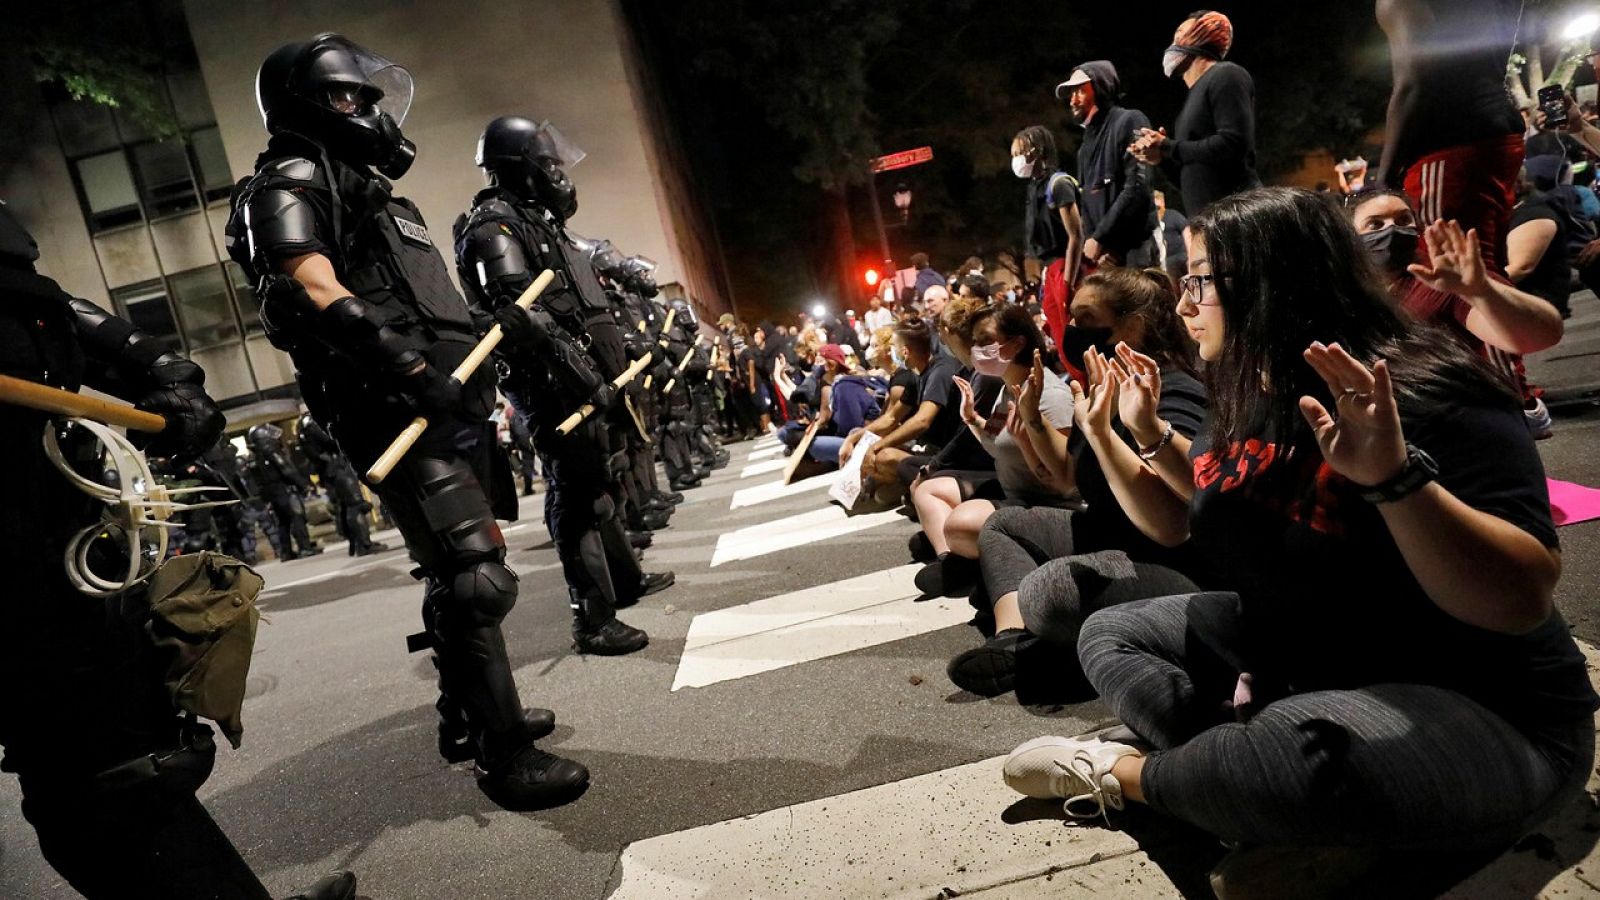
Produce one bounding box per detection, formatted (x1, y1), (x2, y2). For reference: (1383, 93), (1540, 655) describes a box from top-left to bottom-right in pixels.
(1112, 342), (1164, 443)
(954, 376), (981, 427)
(1298, 342), (1408, 487)
(1069, 349), (1120, 438)
(1016, 350), (1046, 427)
(1407, 220), (1487, 299)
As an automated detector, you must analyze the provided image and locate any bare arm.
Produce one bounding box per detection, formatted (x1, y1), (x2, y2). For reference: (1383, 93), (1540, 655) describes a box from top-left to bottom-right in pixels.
(1375, 0), (1431, 187)
(281, 251), (355, 311)
(1073, 371), (1192, 546)
(1058, 203), (1085, 288)
(876, 400), (939, 451)
(1503, 220), (1557, 283)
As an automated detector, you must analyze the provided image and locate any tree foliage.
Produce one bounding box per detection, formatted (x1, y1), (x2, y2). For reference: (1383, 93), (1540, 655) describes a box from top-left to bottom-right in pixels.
(22, 4), (180, 140)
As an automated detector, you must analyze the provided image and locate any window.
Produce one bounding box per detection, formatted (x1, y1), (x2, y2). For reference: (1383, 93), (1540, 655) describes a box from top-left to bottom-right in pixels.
(52, 100), (119, 158)
(189, 126), (234, 201)
(131, 140), (199, 217)
(226, 262), (263, 334)
(74, 151), (143, 231)
(112, 281), (182, 353)
(168, 265), (239, 349)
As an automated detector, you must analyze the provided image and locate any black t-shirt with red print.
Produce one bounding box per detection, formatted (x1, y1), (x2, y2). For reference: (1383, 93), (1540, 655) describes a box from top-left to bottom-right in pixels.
(1186, 399), (1596, 731)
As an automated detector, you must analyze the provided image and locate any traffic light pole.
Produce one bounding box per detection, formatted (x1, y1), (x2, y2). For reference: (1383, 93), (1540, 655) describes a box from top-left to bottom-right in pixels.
(867, 173), (894, 286)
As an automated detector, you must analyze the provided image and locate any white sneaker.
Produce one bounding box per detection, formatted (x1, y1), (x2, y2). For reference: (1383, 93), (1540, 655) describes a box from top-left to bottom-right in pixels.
(1002, 735), (1143, 823)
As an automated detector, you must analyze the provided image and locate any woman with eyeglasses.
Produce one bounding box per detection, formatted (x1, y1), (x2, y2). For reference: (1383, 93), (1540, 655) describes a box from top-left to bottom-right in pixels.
(1001, 187), (1596, 888)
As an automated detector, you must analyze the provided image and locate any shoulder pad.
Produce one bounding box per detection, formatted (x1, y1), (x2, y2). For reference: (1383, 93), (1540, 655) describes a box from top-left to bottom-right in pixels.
(264, 157), (320, 183)
(244, 188), (324, 258)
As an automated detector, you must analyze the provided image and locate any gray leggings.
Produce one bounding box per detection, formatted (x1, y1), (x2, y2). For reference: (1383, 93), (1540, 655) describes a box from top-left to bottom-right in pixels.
(978, 506), (1197, 647)
(1079, 592), (1595, 852)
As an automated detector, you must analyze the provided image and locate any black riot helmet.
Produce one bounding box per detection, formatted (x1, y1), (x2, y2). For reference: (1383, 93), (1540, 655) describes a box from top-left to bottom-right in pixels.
(0, 199), (40, 271)
(476, 116), (585, 221)
(255, 33), (417, 179)
(622, 255), (659, 298)
(246, 423), (285, 453)
(588, 240), (628, 282)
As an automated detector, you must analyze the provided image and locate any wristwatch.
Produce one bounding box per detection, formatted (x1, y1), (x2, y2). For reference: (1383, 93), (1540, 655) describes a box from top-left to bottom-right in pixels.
(1358, 443), (1438, 504)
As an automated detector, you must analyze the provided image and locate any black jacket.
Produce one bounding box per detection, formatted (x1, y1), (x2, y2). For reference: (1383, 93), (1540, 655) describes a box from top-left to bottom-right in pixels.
(1074, 61), (1156, 259)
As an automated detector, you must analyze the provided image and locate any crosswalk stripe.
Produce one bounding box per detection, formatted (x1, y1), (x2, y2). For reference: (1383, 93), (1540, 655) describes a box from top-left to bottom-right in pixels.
(738, 458), (789, 478)
(710, 506), (905, 566)
(751, 437), (782, 452)
(672, 564), (970, 689)
(609, 754), (1156, 898)
(728, 473), (835, 510)
(747, 444), (786, 461)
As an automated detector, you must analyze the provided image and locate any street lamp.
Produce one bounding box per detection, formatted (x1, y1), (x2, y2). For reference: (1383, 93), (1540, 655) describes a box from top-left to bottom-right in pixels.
(893, 183), (912, 224)
(1564, 11), (1600, 42)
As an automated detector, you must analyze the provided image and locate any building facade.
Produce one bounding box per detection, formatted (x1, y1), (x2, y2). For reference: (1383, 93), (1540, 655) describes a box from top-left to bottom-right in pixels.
(2, 0), (730, 427)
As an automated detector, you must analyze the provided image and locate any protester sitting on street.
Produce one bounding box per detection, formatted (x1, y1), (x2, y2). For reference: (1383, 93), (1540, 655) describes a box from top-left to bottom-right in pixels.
(1002, 188), (1596, 889)
(947, 268), (1207, 699)
(804, 344), (886, 468)
(911, 304), (1078, 599)
(1349, 189), (1563, 358)
(895, 298), (1006, 529)
(838, 318), (964, 505)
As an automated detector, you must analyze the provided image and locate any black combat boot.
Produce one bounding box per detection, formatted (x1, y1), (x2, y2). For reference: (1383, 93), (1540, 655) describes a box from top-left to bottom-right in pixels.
(571, 587), (649, 655)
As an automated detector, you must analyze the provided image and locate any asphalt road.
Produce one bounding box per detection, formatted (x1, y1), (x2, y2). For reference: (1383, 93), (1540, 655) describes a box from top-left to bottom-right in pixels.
(2, 302), (1598, 897)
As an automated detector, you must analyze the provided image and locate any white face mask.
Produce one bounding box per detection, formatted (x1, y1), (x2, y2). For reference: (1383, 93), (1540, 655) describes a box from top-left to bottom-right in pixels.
(891, 346), (905, 368)
(971, 342), (1012, 377)
(1163, 48), (1191, 79)
(1011, 155), (1034, 179)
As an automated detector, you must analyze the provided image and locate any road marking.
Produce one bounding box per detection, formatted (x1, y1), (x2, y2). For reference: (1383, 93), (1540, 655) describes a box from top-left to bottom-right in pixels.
(710, 505), (904, 566)
(739, 458), (788, 478)
(610, 754), (1156, 898)
(259, 553), (406, 593)
(672, 564), (969, 689)
(747, 444), (785, 461)
(728, 473), (835, 510)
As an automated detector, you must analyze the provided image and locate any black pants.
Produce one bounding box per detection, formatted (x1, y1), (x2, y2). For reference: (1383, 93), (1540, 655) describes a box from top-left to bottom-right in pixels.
(333, 413), (534, 756)
(262, 485), (317, 555)
(542, 423), (642, 623)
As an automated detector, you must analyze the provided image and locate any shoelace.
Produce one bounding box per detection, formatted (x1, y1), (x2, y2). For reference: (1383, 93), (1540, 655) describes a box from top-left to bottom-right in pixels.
(1052, 754), (1114, 825)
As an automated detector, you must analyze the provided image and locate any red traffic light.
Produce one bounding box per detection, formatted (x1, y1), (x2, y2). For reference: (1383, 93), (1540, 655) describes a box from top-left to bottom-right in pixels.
(863, 268), (881, 287)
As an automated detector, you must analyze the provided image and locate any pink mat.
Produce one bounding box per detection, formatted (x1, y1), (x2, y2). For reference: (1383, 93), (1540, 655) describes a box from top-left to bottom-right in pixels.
(1549, 479), (1600, 527)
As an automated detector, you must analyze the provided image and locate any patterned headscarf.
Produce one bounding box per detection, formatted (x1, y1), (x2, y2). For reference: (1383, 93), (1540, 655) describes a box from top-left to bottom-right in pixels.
(1164, 11), (1234, 77)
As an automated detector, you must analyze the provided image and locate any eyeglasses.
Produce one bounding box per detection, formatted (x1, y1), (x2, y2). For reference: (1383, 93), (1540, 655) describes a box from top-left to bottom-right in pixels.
(1178, 273), (1221, 306)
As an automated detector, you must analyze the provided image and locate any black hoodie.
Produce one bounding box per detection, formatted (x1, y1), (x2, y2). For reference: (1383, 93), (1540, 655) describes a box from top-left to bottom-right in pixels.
(1072, 61), (1155, 259)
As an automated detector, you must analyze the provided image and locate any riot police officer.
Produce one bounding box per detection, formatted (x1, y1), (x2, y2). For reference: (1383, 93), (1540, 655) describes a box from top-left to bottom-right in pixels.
(0, 202), (355, 898)
(225, 34), (584, 810)
(298, 413), (387, 556)
(454, 115), (673, 656)
(246, 422), (323, 559)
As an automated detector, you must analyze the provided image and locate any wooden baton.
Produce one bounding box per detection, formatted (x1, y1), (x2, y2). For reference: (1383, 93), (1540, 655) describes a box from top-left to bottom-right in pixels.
(0, 374), (167, 432)
(554, 352), (654, 436)
(365, 270), (556, 484)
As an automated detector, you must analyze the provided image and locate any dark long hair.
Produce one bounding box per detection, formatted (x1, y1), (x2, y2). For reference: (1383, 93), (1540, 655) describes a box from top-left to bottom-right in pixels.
(1077, 267), (1197, 378)
(1012, 125), (1059, 172)
(1188, 187), (1517, 453)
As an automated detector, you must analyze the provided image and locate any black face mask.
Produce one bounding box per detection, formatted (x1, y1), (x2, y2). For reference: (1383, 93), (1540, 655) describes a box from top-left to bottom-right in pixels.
(1360, 225), (1420, 275)
(1059, 325), (1115, 368)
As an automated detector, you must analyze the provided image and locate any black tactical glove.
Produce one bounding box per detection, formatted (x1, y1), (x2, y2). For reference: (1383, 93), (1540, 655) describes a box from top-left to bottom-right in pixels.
(590, 383), (617, 411)
(398, 362), (465, 421)
(133, 380), (226, 460)
(492, 304), (551, 353)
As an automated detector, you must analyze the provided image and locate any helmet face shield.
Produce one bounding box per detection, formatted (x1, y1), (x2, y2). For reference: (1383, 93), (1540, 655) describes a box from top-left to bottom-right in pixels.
(367, 63), (413, 125)
(530, 121), (586, 169)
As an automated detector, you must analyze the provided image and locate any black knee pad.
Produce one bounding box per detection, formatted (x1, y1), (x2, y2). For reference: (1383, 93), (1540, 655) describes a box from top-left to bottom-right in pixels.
(449, 561), (520, 628)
